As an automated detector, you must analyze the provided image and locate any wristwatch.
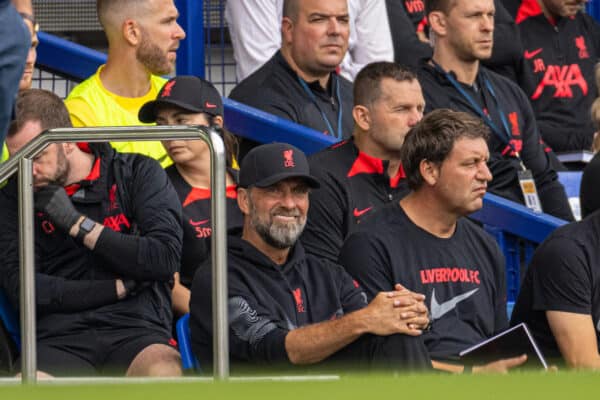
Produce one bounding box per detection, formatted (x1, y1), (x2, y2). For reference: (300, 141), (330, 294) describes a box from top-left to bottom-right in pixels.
(75, 217), (95, 243)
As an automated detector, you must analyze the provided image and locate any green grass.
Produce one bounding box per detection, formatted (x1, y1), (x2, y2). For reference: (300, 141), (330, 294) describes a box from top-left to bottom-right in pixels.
(0, 372), (598, 400)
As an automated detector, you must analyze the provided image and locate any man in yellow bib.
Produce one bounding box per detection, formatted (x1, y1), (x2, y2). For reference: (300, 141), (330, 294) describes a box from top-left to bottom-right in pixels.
(65, 0), (186, 167)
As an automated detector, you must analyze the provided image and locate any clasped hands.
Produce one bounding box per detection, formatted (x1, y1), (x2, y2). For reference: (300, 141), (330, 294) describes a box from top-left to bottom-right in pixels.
(367, 283), (430, 337)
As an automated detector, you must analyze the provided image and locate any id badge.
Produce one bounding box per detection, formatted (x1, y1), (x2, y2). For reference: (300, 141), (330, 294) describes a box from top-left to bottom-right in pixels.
(518, 169), (542, 213)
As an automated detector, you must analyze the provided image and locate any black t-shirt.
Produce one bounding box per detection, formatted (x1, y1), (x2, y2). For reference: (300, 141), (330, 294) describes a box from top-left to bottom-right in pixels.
(510, 210), (600, 359)
(166, 165), (243, 288)
(301, 139), (410, 262)
(339, 203), (508, 361)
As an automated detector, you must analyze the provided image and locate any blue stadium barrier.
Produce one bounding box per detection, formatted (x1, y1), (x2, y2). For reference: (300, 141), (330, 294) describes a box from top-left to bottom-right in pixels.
(587, 1), (600, 22)
(176, 313), (200, 371)
(224, 99), (338, 155)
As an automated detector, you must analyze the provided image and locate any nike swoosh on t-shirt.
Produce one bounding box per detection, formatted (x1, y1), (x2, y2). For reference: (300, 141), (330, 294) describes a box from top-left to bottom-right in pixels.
(430, 287), (479, 320)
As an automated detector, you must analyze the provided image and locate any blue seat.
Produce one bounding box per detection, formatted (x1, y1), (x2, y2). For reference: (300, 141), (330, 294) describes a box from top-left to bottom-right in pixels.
(506, 301), (515, 320)
(558, 171), (583, 220)
(0, 290), (20, 351)
(176, 313), (200, 371)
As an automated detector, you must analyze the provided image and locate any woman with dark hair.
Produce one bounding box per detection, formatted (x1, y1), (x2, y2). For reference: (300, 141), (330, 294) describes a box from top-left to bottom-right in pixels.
(139, 76), (243, 317)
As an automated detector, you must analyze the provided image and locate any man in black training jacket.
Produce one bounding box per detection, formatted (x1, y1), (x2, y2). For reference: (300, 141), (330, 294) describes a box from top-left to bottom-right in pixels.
(190, 143), (431, 373)
(0, 89), (183, 377)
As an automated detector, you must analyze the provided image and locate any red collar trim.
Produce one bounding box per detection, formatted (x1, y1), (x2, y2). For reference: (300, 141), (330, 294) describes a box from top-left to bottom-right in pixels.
(347, 151), (384, 177)
(390, 164), (406, 188)
(347, 151), (406, 188)
(64, 157), (101, 196)
(516, 0), (544, 24)
(182, 185), (237, 207)
(76, 142), (91, 153)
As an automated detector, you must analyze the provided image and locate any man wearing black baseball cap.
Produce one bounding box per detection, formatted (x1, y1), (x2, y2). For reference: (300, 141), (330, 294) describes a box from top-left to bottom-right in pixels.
(139, 76), (243, 320)
(189, 142), (432, 373)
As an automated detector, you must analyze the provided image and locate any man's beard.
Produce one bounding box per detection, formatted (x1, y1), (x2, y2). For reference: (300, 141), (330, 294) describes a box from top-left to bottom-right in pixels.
(136, 27), (173, 76)
(249, 198), (306, 250)
(50, 146), (70, 187)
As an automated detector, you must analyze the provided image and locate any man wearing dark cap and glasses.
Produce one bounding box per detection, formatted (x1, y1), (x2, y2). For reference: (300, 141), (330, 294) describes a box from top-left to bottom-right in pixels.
(189, 143), (432, 373)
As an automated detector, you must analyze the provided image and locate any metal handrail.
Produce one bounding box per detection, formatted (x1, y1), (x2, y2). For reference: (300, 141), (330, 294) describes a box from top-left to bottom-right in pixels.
(0, 126), (229, 383)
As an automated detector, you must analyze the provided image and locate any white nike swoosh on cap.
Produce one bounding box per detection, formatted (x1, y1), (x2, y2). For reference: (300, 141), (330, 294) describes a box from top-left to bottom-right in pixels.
(430, 287), (479, 320)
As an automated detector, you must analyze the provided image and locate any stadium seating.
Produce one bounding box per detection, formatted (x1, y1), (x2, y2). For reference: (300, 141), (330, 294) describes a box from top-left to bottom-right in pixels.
(176, 313), (200, 371)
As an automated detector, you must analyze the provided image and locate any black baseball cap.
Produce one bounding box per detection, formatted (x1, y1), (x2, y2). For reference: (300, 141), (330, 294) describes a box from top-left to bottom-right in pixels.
(138, 75), (223, 123)
(239, 143), (320, 189)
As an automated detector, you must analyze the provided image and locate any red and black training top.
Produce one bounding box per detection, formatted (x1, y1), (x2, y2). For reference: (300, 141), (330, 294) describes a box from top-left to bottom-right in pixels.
(166, 165), (243, 289)
(301, 138), (410, 263)
(513, 0), (600, 151)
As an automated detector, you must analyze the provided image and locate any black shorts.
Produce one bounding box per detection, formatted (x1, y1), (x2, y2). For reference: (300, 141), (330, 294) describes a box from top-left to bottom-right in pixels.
(17, 327), (175, 376)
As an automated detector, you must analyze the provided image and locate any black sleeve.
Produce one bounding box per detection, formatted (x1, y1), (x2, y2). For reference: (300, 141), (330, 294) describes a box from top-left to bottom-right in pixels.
(491, 243), (509, 333)
(93, 157), (183, 281)
(301, 169), (348, 263)
(580, 153), (600, 218)
(190, 261), (289, 366)
(0, 189), (118, 314)
(516, 87), (574, 221)
(256, 94), (300, 123)
(385, 0), (432, 68)
(338, 231), (395, 301)
(528, 236), (591, 314)
(333, 264), (368, 313)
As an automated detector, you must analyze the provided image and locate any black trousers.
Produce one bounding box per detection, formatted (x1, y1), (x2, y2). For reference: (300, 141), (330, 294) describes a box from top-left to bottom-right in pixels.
(322, 333), (432, 373)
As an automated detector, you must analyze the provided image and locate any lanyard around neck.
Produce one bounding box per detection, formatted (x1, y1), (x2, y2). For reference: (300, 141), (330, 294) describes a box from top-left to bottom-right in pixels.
(431, 61), (517, 154)
(297, 75), (344, 140)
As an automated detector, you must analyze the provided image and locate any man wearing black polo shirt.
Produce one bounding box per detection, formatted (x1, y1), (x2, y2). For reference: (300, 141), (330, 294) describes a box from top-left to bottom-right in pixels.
(190, 143), (431, 372)
(418, 0), (573, 221)
(340, 109), (527, 373)
(228, 0), (354, 159)
(301, 62), (424, 262)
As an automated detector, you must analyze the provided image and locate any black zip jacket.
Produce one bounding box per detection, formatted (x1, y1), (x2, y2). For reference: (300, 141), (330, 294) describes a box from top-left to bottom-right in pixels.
(189, 231), (367, 368)
(0, 143), (183, 340)
(419, 61), (573, 221)
(229, 50), (354, 158)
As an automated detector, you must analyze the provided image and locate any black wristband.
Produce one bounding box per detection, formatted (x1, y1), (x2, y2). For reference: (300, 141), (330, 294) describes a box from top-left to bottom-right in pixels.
(75, 217), (96, 243)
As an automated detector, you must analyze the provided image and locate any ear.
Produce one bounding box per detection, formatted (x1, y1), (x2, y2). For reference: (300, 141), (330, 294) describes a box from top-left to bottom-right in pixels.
(122, 19), (141, 46)
(237, 188), (250, 216)
(428, 11), (448, 38)
(212, 115), (224, 128)
(281, 17), (294, 45)
(62, 142), (75, 155)
(420, 159), (440, 186)
(352, 105), (371, 131)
